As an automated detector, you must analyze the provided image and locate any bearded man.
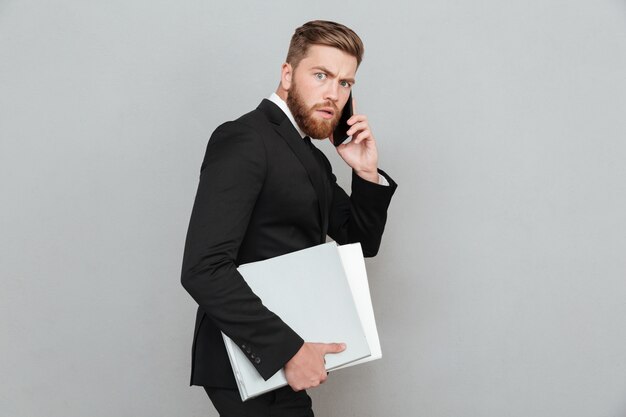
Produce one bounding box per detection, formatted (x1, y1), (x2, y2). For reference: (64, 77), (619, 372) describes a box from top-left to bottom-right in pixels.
(181, 20), (397, 416)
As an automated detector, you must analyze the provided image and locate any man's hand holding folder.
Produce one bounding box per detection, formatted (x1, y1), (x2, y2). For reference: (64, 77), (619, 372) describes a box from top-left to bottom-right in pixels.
(285, 342), (347, 391)
(221, 242), (380, 401)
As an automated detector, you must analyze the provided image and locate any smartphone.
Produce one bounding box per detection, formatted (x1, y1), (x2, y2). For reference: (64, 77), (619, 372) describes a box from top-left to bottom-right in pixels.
(332, 92), (353, 147)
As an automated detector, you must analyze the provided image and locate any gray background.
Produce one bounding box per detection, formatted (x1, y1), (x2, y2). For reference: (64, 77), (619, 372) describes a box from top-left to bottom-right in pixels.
(1, 0), (625, 416)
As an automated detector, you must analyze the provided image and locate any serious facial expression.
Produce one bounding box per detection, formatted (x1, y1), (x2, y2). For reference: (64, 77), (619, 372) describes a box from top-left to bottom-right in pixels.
(285, 45), (357, 139)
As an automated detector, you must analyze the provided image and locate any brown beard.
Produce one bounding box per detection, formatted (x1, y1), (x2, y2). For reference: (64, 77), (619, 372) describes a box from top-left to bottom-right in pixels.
(286, 79), (342, 140)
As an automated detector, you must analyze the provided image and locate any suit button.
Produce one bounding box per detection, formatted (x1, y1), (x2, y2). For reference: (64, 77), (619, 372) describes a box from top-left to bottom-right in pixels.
(251, 353), (255, 359)
(241, 344), (246, 350)
(246, 347), (252, 353)
(255, 357), (261, 364)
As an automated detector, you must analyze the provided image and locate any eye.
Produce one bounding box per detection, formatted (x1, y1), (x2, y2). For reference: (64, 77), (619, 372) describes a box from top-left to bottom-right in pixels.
(315, 72), (327, 80)
(339, 80), (352, 88)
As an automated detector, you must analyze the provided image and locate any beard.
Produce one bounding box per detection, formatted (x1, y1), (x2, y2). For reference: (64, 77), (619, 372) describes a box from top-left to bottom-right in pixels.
(286, 80), (342, 140)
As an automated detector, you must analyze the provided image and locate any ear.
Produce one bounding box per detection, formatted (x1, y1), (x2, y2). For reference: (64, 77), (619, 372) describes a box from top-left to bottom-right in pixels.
(280, 63), (293, 91)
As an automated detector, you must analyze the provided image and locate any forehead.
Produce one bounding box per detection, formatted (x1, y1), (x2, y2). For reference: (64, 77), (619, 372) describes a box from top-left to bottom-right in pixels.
(298, 44), (358, 78)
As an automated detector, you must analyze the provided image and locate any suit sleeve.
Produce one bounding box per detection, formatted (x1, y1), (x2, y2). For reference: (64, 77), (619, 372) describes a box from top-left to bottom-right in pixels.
(180, 121), (304, 380)
(327, 167), (398, 257)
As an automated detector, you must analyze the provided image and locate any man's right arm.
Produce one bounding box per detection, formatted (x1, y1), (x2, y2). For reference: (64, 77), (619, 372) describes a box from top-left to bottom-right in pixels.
(180, 121), (303, 381)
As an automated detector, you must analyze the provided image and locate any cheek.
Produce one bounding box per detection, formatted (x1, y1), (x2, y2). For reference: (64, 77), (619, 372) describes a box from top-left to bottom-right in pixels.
(301, 91), (319, 109)
(298, 79), (322, 101)
(338, 92), (351, 109)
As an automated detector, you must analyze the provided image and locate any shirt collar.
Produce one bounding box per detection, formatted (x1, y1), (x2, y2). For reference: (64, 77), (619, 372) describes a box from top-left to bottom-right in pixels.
(268, 92), (307, 139)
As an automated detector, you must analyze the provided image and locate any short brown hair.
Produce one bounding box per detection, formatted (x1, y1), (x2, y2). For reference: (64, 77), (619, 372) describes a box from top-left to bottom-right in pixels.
(286, 20), (364, 69)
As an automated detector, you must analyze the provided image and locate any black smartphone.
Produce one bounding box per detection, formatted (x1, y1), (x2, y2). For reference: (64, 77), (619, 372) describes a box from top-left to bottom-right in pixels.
(332, 92), (353, 147)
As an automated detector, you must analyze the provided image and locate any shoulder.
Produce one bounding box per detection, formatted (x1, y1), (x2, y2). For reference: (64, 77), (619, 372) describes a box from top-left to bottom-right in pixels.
(208, 107), (273, 146)
(207, 112), (263, 148)
(199, 111), (271, 174)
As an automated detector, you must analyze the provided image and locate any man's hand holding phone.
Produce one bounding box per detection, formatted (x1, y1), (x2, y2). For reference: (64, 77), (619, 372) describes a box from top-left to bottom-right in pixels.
(331, 96), (380, 184)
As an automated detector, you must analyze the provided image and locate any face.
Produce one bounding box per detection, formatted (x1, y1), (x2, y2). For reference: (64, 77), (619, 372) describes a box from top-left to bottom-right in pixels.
(283, 45), (357, 139)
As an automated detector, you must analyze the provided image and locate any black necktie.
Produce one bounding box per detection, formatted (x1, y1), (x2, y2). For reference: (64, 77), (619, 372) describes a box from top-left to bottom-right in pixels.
(303, 136), (314, 151)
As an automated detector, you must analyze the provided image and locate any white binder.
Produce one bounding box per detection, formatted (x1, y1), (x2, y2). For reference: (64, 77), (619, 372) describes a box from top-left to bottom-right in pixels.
(222, 242), (382, 401)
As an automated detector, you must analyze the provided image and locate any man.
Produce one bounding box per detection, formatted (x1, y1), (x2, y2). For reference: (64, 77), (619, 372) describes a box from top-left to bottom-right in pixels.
(181, 20), (397, 416)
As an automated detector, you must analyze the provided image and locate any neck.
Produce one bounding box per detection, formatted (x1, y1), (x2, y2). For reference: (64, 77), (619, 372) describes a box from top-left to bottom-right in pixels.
(275, 85), (288, 102)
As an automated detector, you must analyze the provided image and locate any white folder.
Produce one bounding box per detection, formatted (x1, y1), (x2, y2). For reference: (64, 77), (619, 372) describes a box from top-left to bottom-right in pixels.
(335, 243), (383, 368)
(222, 242), (382, 401)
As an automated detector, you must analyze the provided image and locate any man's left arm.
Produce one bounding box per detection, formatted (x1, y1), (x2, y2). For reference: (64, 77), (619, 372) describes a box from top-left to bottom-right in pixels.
(326, 109), (398, 256)
(326, 168), (397, 256)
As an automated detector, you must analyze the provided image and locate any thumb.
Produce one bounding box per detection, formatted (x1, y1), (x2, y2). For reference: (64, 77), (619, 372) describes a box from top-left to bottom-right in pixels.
(323, 342), (347, 354)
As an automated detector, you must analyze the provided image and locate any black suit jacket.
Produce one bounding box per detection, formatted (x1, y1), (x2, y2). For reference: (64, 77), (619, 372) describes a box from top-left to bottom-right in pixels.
(181, 99), (397, 388)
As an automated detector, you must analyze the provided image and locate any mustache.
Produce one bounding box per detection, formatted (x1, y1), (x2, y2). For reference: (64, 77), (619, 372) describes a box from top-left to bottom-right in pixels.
(310, 101), (339, 112)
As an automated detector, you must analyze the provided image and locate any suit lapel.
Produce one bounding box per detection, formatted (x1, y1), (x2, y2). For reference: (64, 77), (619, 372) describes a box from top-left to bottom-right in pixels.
(257, 100), (329, 242)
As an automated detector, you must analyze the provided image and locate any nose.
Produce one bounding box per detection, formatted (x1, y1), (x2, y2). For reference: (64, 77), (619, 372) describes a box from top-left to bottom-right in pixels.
(323, 82), (339, 103)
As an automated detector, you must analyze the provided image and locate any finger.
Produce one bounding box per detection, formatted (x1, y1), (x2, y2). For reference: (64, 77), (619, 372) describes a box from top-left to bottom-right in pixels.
(335, 143), (346, 154)
(352, 97), (357, 114)
(347, 121), (369, 136)
(352, 130), (372, 145)
(290, 383), (303, 392)
(347, 114), (367, 126)
(323, 342), (347, 354)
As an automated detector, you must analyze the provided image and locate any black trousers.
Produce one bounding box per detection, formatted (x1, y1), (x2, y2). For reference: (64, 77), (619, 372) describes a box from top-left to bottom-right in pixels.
(204, 386), (314, 417)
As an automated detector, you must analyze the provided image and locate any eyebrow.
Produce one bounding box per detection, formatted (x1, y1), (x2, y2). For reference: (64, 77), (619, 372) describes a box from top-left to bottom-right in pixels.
(311, 66), (356, 84)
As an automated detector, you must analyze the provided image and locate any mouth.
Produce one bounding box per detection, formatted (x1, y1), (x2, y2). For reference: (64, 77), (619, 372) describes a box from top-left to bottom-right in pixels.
(315, 108), (335, 120)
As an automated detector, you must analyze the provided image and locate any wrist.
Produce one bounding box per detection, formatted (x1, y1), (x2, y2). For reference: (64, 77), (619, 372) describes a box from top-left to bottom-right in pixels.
(355, 168), (379, 184)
